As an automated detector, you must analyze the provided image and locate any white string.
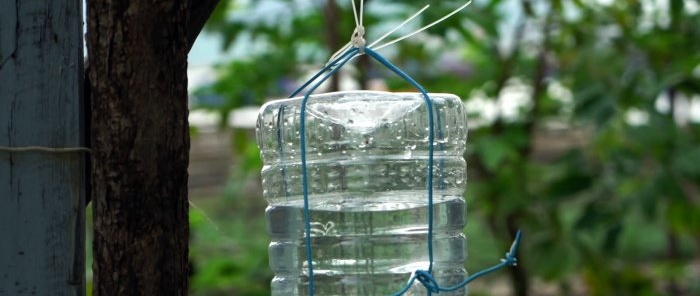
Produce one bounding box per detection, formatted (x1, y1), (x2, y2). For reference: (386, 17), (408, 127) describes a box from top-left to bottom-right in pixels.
(351, 0), (360, 27)
(359, 0), (364, 27)
(350, 0), (366, 52)
(352, 27), (366, 52)
(189, 200), (220, 231)
(328, 42), (352, 64)
(331, 4), (431, 66)
(0, 146), (91, 153)
(327, 1), (472, 65)
(327, 0), (366, 63)
(367, 4), (430, 48)
(372, 1), (473, 51)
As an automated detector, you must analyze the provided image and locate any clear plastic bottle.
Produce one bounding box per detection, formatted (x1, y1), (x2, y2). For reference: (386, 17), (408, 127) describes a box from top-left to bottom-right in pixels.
(256, 91), (468, 295)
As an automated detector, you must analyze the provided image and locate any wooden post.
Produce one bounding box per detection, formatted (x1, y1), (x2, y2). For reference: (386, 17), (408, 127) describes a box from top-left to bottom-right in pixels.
(0, 1), (85, 296)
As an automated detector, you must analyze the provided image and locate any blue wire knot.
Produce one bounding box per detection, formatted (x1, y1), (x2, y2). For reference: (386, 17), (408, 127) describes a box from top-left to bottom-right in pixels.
(414, 270), (440, 293)
(502, 253), (518, 267)
(502, 230), (522, 267)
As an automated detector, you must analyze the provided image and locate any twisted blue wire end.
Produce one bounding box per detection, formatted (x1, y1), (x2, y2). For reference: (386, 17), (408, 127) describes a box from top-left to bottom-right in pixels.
(389, 230), (523, 295)
(503, 230), (522, 267)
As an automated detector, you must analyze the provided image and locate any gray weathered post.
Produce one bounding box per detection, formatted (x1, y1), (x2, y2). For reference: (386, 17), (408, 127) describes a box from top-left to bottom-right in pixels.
(0, 1), (85, 295)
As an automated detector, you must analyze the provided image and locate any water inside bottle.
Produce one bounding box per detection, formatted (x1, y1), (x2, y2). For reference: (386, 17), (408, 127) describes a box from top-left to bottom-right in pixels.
(267, 193), (467, 295)
(257, 91), (468, 295)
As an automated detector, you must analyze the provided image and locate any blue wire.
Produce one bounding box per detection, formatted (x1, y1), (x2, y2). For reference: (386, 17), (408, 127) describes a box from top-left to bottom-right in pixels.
(291, 45), (522, 295)
(277, 46), (358, 201)
(298, 47), (360, 296)
(435, 230), (522, 293)
(387, 231), (521, 295)
(363, 48), (436, 275)
(290, 49), (357, 98)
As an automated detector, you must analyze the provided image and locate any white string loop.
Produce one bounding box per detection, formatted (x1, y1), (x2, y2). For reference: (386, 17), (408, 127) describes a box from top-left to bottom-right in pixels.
(328, 0), (473, 66)
(373, 1), (473, 51)
(351, 26), (366, 53)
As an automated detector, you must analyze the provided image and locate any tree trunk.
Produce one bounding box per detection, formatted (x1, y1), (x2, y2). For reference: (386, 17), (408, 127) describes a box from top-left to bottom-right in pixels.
(0, 1), (85, 295)
(86, 1), (191, 295)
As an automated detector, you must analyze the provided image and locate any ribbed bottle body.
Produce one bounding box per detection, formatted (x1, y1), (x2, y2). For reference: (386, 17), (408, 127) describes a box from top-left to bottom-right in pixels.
(256, 91), (468, 295)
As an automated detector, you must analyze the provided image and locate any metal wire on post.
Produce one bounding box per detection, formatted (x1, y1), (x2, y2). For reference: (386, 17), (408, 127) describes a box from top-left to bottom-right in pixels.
(0, 146), (91, 153)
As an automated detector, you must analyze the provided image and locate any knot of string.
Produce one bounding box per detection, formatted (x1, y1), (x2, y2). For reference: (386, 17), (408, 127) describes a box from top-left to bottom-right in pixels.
(350, 0), (365, 53)
(328, 0), (473, 66)
(351, 26), (366, 53)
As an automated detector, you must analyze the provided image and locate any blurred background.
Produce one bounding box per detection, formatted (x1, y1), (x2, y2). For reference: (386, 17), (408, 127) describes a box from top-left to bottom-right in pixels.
(181, 0), (700, 295)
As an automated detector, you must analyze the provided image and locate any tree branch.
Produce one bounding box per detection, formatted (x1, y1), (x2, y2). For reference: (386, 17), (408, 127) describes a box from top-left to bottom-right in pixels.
(187, 0), (222, 52)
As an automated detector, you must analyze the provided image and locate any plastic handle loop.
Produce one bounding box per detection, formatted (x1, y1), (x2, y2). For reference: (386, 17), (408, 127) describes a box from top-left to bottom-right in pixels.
(288, 46), (522, 296)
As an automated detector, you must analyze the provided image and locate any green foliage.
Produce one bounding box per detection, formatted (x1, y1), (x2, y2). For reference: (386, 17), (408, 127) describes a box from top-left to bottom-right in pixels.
(193, 0), (700, 295)
(189, 198), (272, 296)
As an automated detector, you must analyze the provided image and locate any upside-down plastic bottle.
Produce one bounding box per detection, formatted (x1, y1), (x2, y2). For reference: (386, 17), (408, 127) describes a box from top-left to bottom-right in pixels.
(256, 91), (468, 295)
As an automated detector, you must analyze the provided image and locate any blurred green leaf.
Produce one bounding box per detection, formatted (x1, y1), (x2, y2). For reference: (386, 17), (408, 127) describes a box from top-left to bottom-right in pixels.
(474, 135), (517, 172)
(672, 146), (700, 179)
(529, 238), (579, 280)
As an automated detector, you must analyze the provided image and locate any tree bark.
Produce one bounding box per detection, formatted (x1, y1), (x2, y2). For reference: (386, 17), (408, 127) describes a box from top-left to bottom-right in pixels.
(86, 1), (191, 295)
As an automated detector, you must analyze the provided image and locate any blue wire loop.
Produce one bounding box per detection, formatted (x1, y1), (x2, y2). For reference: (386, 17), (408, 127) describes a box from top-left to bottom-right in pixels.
(288, 46), (522, 296)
